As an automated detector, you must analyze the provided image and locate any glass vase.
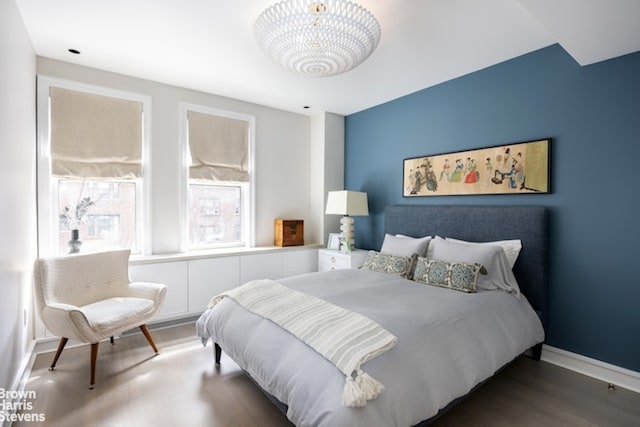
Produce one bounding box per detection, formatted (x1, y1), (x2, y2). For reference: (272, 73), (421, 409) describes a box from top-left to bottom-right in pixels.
(68, 229), (82, 254)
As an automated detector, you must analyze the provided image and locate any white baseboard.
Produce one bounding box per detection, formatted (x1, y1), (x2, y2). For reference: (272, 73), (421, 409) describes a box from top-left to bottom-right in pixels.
(9, 340), (36, 394)
(3, 341), (38, 427)
(542, 344), (640, 394)
(32, 315), (199, 355)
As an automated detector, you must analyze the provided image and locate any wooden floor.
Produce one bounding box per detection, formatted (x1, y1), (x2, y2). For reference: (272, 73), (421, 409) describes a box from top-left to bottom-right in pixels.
(16, 322), (640, 427)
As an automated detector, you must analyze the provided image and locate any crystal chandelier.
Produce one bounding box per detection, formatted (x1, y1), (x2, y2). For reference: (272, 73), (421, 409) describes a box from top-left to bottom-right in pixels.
(254, 0), (381, 78)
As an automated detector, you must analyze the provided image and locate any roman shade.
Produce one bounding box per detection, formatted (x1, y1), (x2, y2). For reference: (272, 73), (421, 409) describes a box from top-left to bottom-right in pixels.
(50, 87), (143, 178)
(187, 111), (249, 182)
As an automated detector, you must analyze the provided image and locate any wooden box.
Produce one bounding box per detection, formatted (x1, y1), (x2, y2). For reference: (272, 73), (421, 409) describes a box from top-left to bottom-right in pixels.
(275, 219), (304, 247)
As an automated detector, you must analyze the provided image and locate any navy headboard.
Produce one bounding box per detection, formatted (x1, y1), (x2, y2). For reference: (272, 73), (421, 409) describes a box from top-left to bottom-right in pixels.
(384, 205), (548, 325)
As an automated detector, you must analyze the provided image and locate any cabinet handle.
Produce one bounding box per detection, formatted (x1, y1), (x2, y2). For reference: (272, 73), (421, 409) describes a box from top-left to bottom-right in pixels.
(330, 257), (336, 263)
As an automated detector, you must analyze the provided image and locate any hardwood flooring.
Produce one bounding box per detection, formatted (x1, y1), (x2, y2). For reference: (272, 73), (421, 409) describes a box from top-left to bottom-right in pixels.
(15, 322), (640, 427)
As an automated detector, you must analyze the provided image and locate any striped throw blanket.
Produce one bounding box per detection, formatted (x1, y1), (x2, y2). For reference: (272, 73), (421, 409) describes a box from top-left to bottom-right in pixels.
(208, 279), (397, 407)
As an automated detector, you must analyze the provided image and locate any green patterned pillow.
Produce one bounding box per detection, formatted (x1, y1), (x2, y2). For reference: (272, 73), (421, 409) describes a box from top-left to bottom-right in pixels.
(413, 258), (485, 293)
(360, 251), (417, 278)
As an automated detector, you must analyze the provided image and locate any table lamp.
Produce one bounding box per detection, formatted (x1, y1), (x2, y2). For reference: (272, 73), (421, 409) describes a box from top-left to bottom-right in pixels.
(325, 190), (369, 252)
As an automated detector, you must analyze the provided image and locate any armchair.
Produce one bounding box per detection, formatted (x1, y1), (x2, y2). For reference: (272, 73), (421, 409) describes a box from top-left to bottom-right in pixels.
(33, 249), (167, 388)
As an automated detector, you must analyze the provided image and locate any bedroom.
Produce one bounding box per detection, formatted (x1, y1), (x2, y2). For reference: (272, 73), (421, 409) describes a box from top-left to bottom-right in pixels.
(2, 0), (639, 426)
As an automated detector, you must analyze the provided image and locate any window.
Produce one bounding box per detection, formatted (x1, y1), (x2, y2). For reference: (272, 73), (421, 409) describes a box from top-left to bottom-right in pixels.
(87, 214), (121, 239)
(190, 184), (242, 244)
(57, 179), (135, 254)
(86, 181), (120, 200)
(37, 77), (150, 256)
(181, 104), (254, 250)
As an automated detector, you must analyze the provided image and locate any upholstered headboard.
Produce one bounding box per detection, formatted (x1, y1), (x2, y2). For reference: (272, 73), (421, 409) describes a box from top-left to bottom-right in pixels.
(384, 205), (548, 325)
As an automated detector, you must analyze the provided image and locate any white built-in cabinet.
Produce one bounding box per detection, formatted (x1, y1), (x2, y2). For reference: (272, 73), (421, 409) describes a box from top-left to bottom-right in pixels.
(128, 261), (190, 320)
(239, 252), (286, 284)
(34, 247), (318, 341)
(283, 249), (319, 277)
(129, 247), (318, 322)
(187, 256), (240, 314)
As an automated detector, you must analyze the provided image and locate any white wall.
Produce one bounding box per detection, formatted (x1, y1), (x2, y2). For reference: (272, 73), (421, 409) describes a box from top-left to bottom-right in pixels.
(37, 58), (315, 252)
(0, 5), (343, 391)
(310, 112), (345, 246)
(0, 0), (37, 391)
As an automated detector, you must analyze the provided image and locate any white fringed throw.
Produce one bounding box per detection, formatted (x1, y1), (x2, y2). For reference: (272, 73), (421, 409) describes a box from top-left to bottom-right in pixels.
(208, 279), (397, 407)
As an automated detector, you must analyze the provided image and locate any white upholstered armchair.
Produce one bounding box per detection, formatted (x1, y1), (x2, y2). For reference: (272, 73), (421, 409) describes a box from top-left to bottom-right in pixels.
(33, 249), (167, 388)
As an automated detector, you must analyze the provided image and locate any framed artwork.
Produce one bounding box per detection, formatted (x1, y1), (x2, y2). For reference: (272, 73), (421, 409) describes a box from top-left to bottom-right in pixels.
(327, 233), (341, 250)
(403, 138), (550, 197)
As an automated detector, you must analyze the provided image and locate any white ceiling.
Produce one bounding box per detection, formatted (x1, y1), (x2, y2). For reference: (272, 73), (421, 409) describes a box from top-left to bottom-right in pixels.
(15, 0), (640, 116)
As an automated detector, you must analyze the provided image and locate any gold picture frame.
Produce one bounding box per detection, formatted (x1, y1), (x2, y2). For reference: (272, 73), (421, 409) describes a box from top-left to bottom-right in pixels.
(403, 138), (550, 197)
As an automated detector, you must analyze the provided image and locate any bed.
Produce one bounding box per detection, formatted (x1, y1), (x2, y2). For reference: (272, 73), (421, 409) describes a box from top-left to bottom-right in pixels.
(196, 205), (548, 427)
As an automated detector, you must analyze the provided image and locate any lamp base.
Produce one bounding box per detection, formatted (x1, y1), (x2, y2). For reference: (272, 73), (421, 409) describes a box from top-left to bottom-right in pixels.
(340, 216), (355, 253)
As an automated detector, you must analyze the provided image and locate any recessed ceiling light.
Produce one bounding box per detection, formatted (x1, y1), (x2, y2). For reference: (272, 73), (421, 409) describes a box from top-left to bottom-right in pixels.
(68, 49), (80, 55)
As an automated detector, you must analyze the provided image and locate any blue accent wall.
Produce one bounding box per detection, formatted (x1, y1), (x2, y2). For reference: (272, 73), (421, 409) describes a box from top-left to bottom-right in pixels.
(344, 44), (640, 372)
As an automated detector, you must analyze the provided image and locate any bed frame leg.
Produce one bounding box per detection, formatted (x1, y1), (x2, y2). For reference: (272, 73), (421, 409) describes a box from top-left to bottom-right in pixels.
(214, 342), (221, 365)
(532, 343), (542, 361)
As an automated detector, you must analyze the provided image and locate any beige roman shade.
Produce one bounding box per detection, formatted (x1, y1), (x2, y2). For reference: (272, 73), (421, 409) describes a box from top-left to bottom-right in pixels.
(187, 111), (249, 182)
(50, 87), (143, 178)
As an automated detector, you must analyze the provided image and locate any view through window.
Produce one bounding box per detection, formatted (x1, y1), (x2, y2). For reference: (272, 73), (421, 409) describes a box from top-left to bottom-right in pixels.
(57, 179), (138, 254)
(188, 184), (241, 247)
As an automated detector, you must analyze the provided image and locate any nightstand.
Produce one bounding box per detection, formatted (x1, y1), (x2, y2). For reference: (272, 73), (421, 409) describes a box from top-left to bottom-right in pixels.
(318, 248), (369, 272)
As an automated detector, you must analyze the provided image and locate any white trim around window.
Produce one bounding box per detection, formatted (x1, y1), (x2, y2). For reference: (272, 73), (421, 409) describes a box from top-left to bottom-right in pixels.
(178, 103), (256, 251)
(36, 76), (152, 256)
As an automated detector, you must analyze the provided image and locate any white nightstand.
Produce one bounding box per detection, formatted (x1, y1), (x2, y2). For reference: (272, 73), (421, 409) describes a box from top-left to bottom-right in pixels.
(318, 248), (369, 272)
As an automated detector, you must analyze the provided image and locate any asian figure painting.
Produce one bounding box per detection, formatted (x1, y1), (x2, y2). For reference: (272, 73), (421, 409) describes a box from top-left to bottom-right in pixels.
(403, 138), (550, 197)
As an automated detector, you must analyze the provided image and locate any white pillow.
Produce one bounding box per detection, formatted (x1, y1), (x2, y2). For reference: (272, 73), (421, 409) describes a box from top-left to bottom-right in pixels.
(380, 234), (431, 257)
(423, 235), (446, 259)
(394, 234), (433, 258)
(430, 238), (520, 297)
(446, 237), (522, 269)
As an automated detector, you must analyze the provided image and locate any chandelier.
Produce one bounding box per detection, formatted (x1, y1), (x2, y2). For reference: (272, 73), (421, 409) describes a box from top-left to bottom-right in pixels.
(254, 0), (381, 78)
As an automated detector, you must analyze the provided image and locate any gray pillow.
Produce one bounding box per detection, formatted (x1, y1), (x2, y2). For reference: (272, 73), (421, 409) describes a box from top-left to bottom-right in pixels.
(445, 237), (522, 269)
(430, 238), (520, 297)
(380, 234), (431, 257)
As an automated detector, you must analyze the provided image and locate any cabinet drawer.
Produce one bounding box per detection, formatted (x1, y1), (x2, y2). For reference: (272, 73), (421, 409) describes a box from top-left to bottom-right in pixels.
(319, 253), (350, 271)
(318, 249), (367, 272)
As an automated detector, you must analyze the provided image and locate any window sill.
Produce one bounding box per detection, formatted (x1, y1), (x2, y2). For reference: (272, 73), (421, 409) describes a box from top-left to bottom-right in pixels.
(129, 243), (322, 265)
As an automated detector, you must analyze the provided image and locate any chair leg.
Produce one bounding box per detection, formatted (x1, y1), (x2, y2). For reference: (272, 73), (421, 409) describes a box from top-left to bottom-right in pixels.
(49, 337), (69, 371)
(139, 324), (159, 354)
(89, 342), (99, 389)
(110, 336), (114, 344)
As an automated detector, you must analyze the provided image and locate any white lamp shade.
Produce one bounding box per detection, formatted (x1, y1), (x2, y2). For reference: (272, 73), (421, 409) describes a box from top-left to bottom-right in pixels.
(325, 191), (369, 216)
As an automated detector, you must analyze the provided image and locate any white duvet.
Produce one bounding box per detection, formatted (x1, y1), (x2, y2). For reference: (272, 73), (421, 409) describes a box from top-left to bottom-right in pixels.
(196, 268), (544, 427)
